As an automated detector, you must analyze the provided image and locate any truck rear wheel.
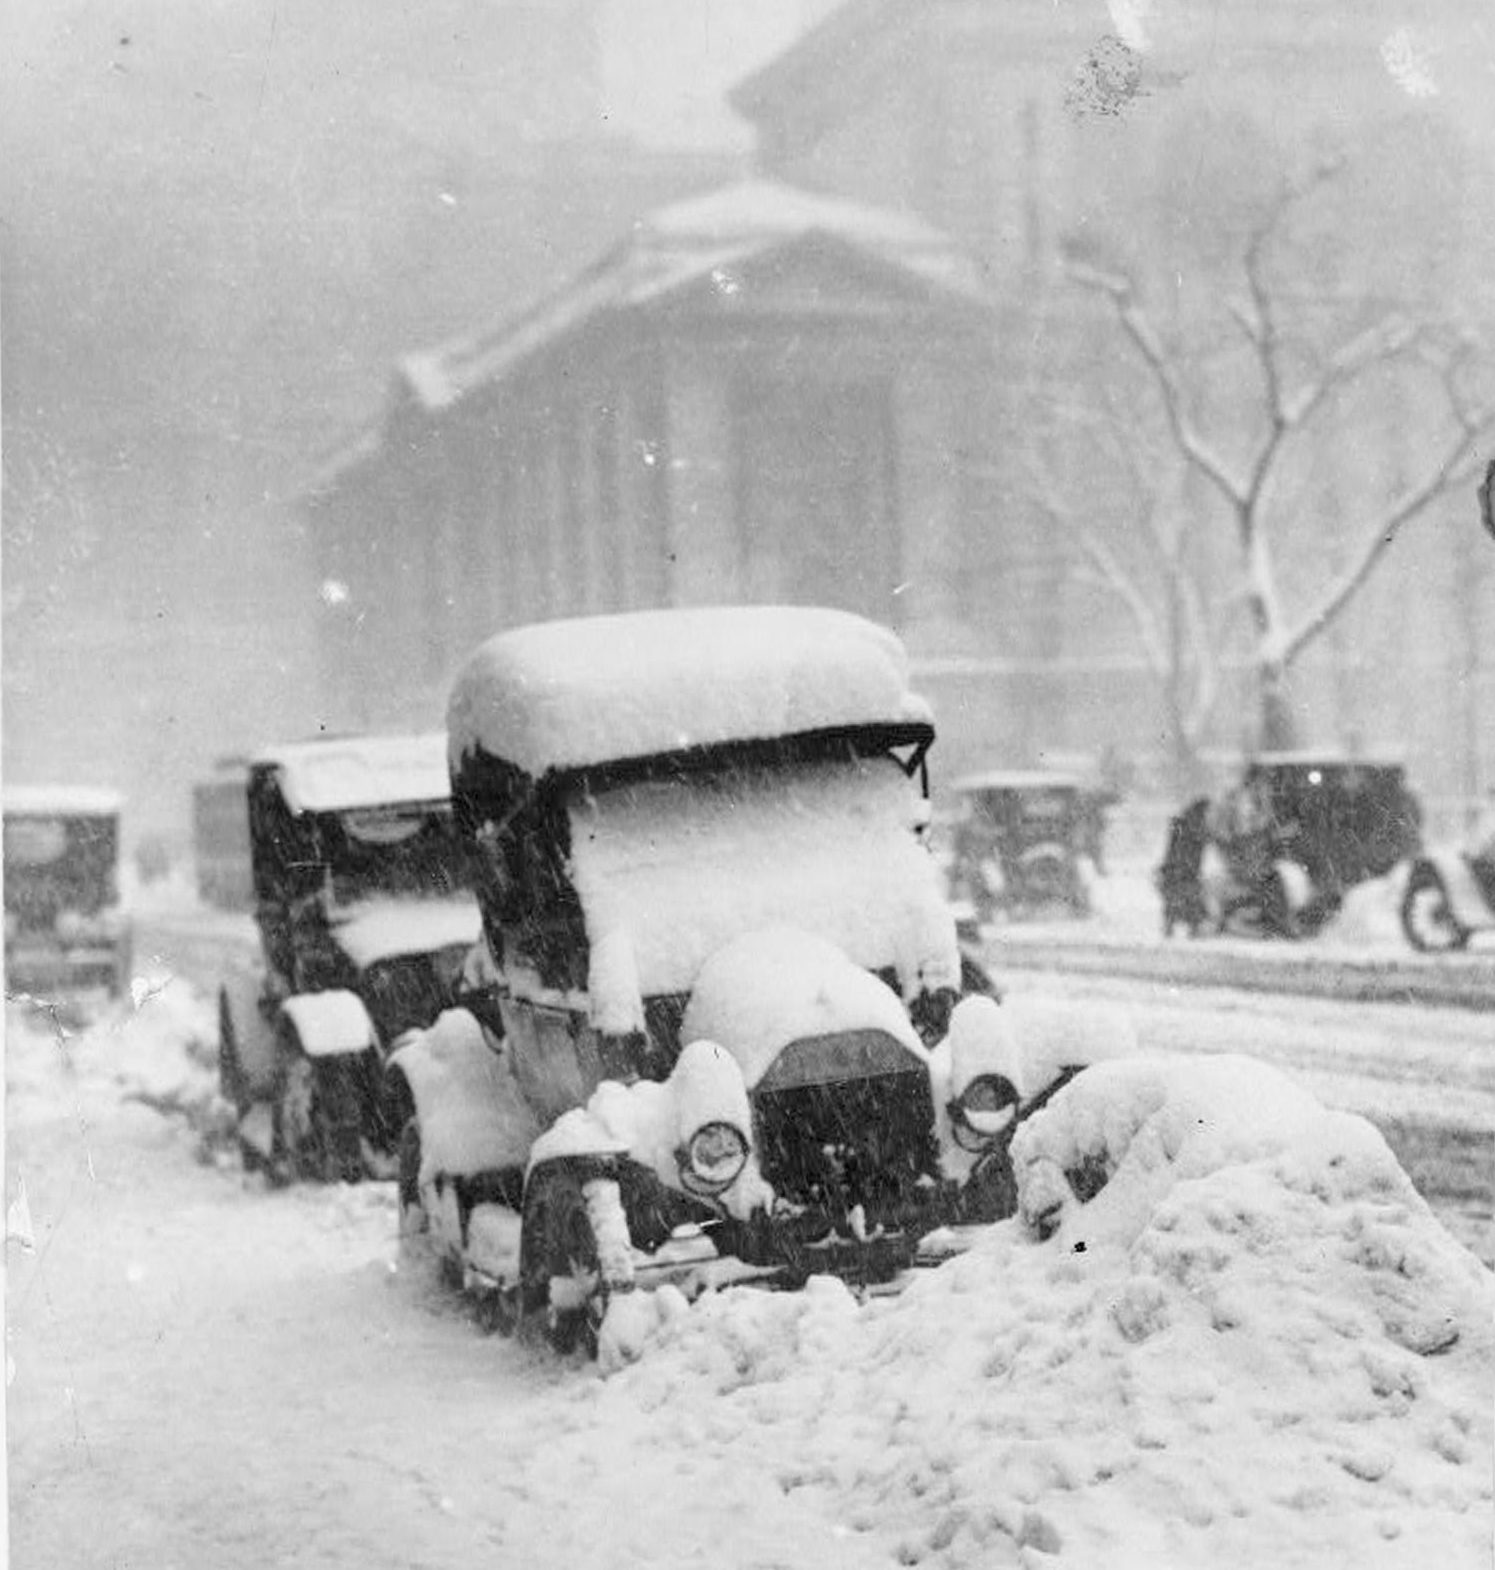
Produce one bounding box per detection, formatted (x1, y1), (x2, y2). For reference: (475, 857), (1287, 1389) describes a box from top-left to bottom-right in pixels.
(273, 1032), (365, 1184)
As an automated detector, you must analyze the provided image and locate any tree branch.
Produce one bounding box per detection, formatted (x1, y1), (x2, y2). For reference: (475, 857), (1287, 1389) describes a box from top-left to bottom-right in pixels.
(1066, 261), (1248, 512)
(1283, 392), (1492, 666)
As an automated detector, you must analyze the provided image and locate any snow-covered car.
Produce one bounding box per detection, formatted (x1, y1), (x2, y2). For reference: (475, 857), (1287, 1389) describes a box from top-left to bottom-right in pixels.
(3, 786), (132, 1000)
(389, 606), (1105, 1352)
(216, 733), (481, 1182)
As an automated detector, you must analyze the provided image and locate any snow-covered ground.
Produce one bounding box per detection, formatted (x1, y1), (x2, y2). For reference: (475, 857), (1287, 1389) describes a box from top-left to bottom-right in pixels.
(6, 962), (1492, 1569)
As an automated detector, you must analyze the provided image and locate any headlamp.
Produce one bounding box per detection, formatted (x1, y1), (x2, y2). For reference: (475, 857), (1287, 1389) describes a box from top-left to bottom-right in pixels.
(677, 1120), (749, 1197)
(947, 1073), (1020, 1152)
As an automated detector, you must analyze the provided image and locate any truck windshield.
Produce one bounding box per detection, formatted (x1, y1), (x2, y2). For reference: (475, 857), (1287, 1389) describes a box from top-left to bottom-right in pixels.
(3, 814), (119, 923)
(323, 805), (471, 905)
(564, 752), (953, 1003)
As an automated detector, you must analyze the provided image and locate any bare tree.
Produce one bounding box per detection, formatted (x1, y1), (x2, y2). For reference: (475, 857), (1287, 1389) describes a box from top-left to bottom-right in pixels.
(1063, 163), (1494, 750)
(1019, 399), (1221, 782)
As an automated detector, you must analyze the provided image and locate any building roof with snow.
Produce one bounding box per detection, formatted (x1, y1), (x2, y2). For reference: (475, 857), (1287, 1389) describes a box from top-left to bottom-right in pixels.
(385, 179), (986, 419)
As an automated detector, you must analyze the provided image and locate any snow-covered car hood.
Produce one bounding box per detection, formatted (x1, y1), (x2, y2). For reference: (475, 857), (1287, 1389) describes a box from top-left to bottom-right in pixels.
(329, 897), (481, 968)
(679, 928), (926, 1090)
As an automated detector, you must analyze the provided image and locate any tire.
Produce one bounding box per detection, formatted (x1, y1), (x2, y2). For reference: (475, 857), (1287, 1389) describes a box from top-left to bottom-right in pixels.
(397, 1117), (427, 1240)
(1401, 865), (1469, 953)
(218, 991), (248, 1114)
(959, 952), (1003, 1003)
(273, 1032), (366, 1184)
(520, 1168), (608, 1357)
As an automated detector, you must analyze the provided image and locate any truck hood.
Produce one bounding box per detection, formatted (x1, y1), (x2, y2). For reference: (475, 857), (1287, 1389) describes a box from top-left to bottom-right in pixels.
(330, 897), (481, 969)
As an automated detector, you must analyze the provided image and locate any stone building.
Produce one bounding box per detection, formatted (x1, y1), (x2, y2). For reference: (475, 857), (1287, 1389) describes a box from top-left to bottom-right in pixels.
(303, 181), (995, 733)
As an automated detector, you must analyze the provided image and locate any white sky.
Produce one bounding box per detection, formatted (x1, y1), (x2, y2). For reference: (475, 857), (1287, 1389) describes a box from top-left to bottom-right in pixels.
(597, 0), (830, 147)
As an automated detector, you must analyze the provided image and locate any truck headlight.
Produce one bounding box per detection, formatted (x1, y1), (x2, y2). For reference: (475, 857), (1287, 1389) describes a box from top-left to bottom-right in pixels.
(947, 1074), (1020, 1152)
(677, 1120), (749, 1197)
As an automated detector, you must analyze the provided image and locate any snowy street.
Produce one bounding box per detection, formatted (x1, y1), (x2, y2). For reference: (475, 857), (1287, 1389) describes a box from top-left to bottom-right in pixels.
(7, 946), (1493, 1568)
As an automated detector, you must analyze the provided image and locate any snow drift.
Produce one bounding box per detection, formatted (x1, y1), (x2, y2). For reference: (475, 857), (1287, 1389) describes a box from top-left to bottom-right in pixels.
(582, 1054), (1493, 1568)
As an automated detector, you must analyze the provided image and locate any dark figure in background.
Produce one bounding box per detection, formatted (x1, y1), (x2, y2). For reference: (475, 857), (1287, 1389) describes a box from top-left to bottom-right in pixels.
(1156, 796), (1211, 937)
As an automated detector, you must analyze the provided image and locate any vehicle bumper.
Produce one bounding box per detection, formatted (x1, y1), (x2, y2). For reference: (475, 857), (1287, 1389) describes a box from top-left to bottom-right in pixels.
(5, 939), (129, 995)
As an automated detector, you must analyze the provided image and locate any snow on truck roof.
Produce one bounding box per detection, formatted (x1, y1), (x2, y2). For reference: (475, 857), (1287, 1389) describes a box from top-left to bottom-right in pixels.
(3, 786), (124, 817)
(253, 732), (451, 814)
(447, 606), (933, 777)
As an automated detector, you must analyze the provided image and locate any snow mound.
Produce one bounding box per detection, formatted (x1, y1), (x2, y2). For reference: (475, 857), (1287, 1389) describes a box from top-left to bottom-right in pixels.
(565, 1054), (1493, 1568)
(7, 968), (219, 1131)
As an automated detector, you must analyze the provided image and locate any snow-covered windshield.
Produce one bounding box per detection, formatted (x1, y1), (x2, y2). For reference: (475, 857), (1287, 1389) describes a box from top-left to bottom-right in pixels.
(566, 752), (958, 1028)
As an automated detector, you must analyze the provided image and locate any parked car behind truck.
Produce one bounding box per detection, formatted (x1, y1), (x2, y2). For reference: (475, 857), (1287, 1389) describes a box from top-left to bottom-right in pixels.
(216, 733), (481, 1181)
(390, 606), (1097, 1353)
(3, 786), (132, 999)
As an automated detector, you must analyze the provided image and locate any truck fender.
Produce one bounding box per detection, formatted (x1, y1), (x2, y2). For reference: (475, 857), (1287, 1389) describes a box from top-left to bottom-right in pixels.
(219, 969), (278, 1101)
(278, 990), (378, 1059)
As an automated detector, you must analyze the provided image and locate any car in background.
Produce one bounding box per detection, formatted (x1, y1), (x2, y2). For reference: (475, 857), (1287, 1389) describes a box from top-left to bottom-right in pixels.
(945, 770), (1096, 923)
(388, 606), (1094, 1354)
(216, 732), (481, 1182)
(1401, 818), (1495, 952)
(3, 786), (132, 999)
(1159, 752), (1423, 939)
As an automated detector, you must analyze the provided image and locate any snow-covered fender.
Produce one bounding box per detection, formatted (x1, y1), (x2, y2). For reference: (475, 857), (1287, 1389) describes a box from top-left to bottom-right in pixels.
(526, 1039), (772, 1222)
(388, 1008), (541, 1187)
(278, 990), (378, 1058)
(1413, 849), (1495, 929)
(219, 968), (278, 1100)
(929, 993), (1140, 1184)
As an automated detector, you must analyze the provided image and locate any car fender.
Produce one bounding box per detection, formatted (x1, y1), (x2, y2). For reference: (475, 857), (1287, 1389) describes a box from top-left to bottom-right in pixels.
(279, 990), (377, 1058)
(220, 969), (278, 1098)
(388, 1008), (541, 1186)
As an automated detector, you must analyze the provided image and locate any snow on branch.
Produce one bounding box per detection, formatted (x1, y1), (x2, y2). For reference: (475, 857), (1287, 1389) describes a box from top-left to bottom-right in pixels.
(1065, 259), (1250, 517)
(1283, 344), (1493, 666)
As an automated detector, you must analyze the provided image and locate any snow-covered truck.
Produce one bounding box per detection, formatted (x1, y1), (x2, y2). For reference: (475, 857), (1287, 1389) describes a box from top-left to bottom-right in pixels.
(390, 607), (1099, 1351)
(216, 733), (481, 1182)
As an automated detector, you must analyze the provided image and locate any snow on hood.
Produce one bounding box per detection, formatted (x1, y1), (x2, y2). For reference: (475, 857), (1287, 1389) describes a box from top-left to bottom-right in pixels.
(330, 898), (481, 968)
(679, 928), (925, 1089)
(577, 1052), (1494, 1568)
(446, 605), (932, 777)
(569, 755), (960, 1026)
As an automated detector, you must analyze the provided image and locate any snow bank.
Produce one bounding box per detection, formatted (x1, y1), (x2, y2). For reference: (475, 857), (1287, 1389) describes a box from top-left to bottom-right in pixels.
(570, 756), (960, 1009)
(573, 1054), (1493, 1569)
(6, 967), (219, 1134)
(447, 605), (932, 777)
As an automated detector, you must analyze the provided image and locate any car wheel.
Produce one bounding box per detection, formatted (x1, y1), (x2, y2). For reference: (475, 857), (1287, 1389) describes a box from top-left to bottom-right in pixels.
(274, 1038), (365, 1184)
(1401, 866), (1469, 953)
(217, 991), (248, 1114)
(397, 1117), (428, 1242)
(521, 1168), (608, 1357)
